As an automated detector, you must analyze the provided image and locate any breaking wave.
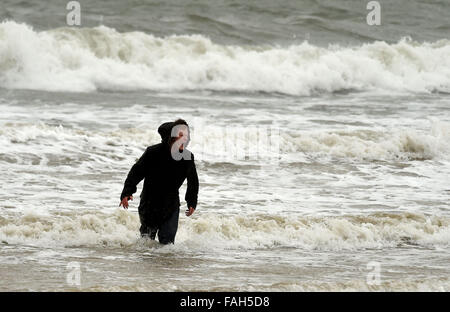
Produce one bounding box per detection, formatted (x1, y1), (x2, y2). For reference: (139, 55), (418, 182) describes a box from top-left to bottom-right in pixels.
(1, 21), (450, 94)
(279, 120), (450, 161)
(1, 119), (449, 163)
(1, 209), (449, 251)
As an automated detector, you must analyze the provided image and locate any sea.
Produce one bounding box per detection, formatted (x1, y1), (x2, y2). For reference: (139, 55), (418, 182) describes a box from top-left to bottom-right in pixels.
(0, 0), (449, 291)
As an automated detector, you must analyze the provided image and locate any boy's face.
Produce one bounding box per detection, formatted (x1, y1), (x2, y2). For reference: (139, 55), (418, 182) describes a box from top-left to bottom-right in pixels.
(171, 125), (190, 150)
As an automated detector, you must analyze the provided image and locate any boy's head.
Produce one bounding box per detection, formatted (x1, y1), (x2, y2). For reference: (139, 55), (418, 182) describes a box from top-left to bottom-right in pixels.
(170, 119), (190, 150)
(158, 119), (190, 150)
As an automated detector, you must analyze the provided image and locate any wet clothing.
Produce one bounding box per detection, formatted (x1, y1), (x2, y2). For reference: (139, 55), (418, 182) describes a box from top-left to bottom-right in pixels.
(120, 122), (199, 244)
(140, 206), (180, 244)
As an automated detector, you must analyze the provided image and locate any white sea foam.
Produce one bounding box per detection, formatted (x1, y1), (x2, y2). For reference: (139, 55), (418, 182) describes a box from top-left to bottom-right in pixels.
(1, 119), (449, 164)
(1, 21), (450, 94)
(1, 209), (448, 251)
(279, 120), (450, 161)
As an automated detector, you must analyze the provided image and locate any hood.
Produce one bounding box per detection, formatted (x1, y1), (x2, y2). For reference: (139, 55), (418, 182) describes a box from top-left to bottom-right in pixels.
(158, 122), (174, 144)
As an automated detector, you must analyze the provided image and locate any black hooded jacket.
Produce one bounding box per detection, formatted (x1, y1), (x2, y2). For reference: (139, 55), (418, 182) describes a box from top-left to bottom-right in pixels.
(120, 122), (199, 227)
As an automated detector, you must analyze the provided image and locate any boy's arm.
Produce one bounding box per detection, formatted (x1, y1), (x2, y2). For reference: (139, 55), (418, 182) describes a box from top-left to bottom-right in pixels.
(120, 148), (151, 207)
(185, 154), (199, 213)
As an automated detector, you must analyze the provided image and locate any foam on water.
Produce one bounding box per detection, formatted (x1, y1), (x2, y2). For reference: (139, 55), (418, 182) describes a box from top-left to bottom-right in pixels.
(1, 119), (449, 165)
(1, 21), (450, 94)
(280, 119), (450, 161)
(83, 277), (450, 292)
(1, 209), (449, 251)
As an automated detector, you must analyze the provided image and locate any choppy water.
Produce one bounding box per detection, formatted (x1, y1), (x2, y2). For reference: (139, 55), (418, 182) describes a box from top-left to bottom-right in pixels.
(0, 0), (449, 291)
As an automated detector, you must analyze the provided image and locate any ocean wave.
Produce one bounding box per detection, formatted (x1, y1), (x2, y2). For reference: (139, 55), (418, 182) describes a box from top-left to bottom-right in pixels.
(279, 120), (450, 160)
(1, 209), (448, 251)
(1, 21), (450, 94)
(1, 120), (449, 163)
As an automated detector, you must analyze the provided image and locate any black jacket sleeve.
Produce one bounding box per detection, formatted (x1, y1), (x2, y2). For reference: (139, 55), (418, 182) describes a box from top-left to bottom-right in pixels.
(120, 148), (151, 200)
(185, 154), (199, 209)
